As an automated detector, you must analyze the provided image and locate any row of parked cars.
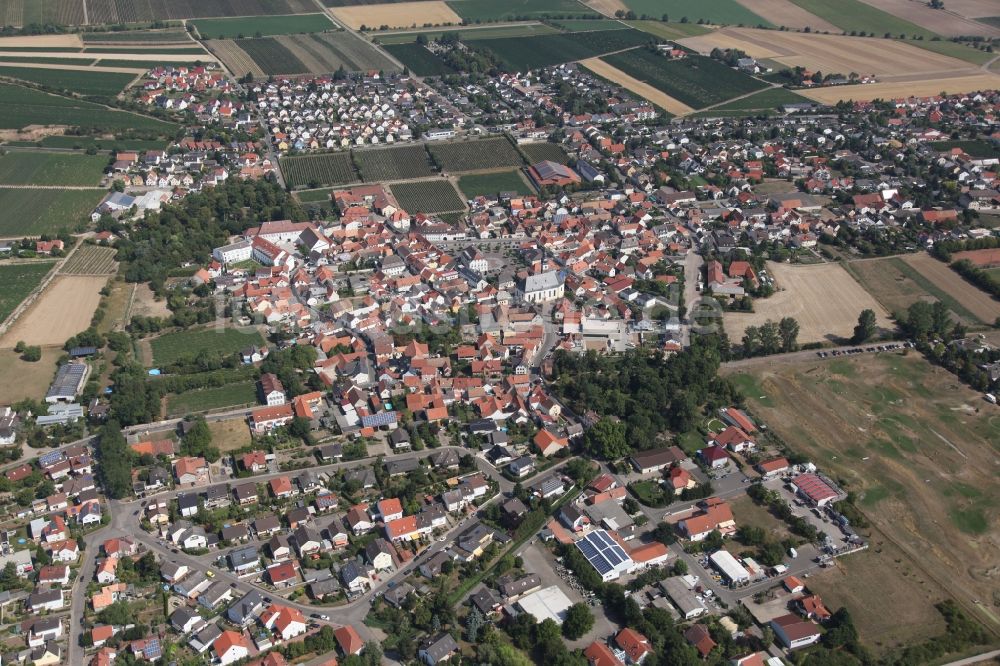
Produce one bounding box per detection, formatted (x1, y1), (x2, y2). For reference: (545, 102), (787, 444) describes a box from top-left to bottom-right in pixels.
(817, 342), (913, 358)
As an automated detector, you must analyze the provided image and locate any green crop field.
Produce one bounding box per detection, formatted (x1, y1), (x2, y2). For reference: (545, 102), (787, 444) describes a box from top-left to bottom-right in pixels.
(624, 20), (713, 39)
(520, 142), (569, 164)
(429, 137), (524, 172)
(901, 40), (993, 65)
(0, 46), (83, 53)
(692, 87), (811, 115)
(474, 28), (650, 70)
(374, 23), (559, 44)
(0, 189), (105, 236)
(354, 144), (435, 181)
(550, 19), (624, 31)
(623, 0), (770, 25)
(446, 0), (597, 21)
(0, 152), (108, 186)
(235, 37), (309, 74)
(458, 170), (532, 199)
(785, 0), (938, 38)
(0, 84), (174, 133)
(82, 46), (207, 54)
(5, 136), (168, 151)
(167, 382), (258, 416)
(382, 43), (453, 76)
(82, 30), (194, 43)
(294, 187), (335, 203)
(280, 152), (359, 188)
(191, 13), (335, 39)
(0, 57), (96, 66)
(0, 262), (55, 323)
(602, 49), (768, 109)
(390, 180), (466, 214)
(80, 0), (316, 22)
(92, 58), (206, 69)
(150, 327), (265, 367)
(0, 66), (137, 97)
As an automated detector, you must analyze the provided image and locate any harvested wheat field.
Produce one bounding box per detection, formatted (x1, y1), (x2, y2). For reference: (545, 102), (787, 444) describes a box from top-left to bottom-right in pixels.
(680, 27), (974, 78)
(736, 0), (839, 31)
(723, 261), (892, 344)
(859, 0), (1000, 37)
(0, 61), (146, 73)
(928, 0), (998, 18)
(0, 275), (107, 348)
(901, 253), (1000, 324)
(802, 72), (1000, 103)
(580, 57), (694, 115)
(330, 1), (462, 30)
(0, 34), (83, 48)
(205, 40), (264, 78)
(582, 0), (628, 16)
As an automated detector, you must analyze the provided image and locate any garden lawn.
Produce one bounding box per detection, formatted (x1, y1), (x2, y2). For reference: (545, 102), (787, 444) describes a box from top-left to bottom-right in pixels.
(150, 327), (264, 366)
(167, 383), (258, 416)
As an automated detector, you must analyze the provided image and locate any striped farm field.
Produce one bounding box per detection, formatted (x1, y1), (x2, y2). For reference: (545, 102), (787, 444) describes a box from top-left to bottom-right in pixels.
(191, 13), (335, 39)
(59, 244), (117, 275)
(0, 189), (105, 236)
(520, 142), (570, 164)
(390, 179), (466, 214)
(429, 137), (524, 172)
(0, 262), (55, 324)
(280, 152), (359, 188)
(0, 151), (107, 186)
(205, 40), (264, 78)
(355, 144), (435, 181)
(0, 66), (137, 96)
(331, 1), (463, 30)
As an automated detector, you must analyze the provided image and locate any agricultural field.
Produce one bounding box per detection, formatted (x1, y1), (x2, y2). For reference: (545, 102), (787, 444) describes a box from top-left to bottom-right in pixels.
(233, 37), (308, 74)
(928, 139), (1000, 158)
(901, 253), (1000, 325)
(623, 20), (713, 40)
(0, 66), (137, 96)
(0, 56), (95, 66)
(731, 0), (838, 31)
(856, 0), (1000, 37)
(600, 49), (767, 109)
(280, 152), (360, 188)
(800, 72), (1000, 104)
(909, 39), (996, 65)
(191, 13), (335, 39)
(844, 256), (987, 326)
(784, 0), (939, 38)
(520, 142), (569, 164)
(474, 28), (649, 71)
(204, 40), (265, 78)
(374, 22), (559, 44)
(723, 353), (1000, 646)
(331, 1), (463, 30)
(581, 56), (691, 115)
(81, 30), (194, 43)
(82, 46), (207, 54)
(549, 18), (623, 30)
(1, 274), (107, 347)
(0, 0), (84, 26)
(389, 179), (466, 213)
(0, 84), (175, 132)
(0, 262), (54, 324)
(382, 43), (453, 76)
(167, 383), (258, 416)
(679, 28), (975, 80)
(271, 32), (398, 74)
(354, 144), (435, 181)
(692, 86), (811, 115)
(457, 170), (532, 198)
(429, 137), (524, 172)
(81, 0), (317, 22)
(0, 151), (107, 186)
(59, 244), (117, 275)
(150, 326), (265, 366)
(0, 348), (60, 403)
(0, 189), (104, 236)
(445, 0), (598, 22)
(622, 0), (770, 26)
(723, 261), (892, 344)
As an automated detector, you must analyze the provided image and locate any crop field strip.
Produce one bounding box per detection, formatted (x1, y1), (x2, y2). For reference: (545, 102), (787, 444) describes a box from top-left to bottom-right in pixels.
(0, 56), (96, 66)
(0, 0), (85, 26)
(429, 136), (525, 172)
(82, 46), (207, 54)
(81, 30), (193, 43)
(520, 141), (570, 164)
(373, 22), (560, 44)
(0, 66), (138, 96)
(234, 37), (309, 74)
(190, 13), (335, 39)
(445, 0), (598, 22)
(329, 1), (464, 30)
(0, 151), (108, 186)
(273, 32), (398, 73)
(354, 144), (436, 181)
(623, 0), (770, 26)
(859, 0), (999, 38)
(5, 137), (169, 151)
(389, 179), (466, 214)
(784, 0), (940, 38)
(280, 152), (359, 188)
(205, 40), (265, 79)
(690, 87), (812, 116)
(600, 48), (768, 109)
(0, 262), (56, 324)
(457, 170), (533, 198)
(82, 0), (317, 22)
(0, 83), (176, 132)
(59, 244), (118, 275)
(0, 189), (106, 236)
(473, 28), (650, 71)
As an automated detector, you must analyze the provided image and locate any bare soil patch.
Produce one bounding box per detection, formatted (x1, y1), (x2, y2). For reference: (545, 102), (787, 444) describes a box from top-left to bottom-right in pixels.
(131, 283), (172, 319)
(0, 275), (107, 348)
(208, 417), (252, 453)
(858, 0), (1000, 37)
(723, 261), (892, 344)
(902, 252), (1000, 324)
(582, 0), (628, 16)
(330, 1), (462, 30)
(734, 0), (839, 31)
(580, 57), (695, 115)
(929, 0), (999, 18)
(801, 72), (1000, 103)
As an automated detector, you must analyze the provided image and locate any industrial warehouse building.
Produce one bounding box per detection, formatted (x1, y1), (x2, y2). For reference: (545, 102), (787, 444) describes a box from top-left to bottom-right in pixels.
(576, 529), (635, 581)
(709, 550), (751, 586)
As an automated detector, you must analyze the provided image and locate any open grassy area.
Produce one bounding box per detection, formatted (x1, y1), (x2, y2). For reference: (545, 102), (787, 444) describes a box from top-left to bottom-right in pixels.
(446, 0), (598, 22)
(167, 383), (258, 416)
(0, 151), (107, 186)
(373, 23), (560, 44)
(0, 261), (55, 323)
(911, 39), (995, 65)
(207, 417), (253, 453)
(729, 494), (792, 542)
(692, 87), (811, 115)
(623, 0), (770, 25)
(149, 327), (264, 367)
(0, 189), (104, 236)
(785, 0), (939, 38)
(457, 170), (532, 198)
(624, 19), (713, 39)
(191, 13), (335, 39)
(723, 353), (1000, 643)
(0, 348), (60, 403)
(0, 83), (176, 133)
(844, 257), (952, 320)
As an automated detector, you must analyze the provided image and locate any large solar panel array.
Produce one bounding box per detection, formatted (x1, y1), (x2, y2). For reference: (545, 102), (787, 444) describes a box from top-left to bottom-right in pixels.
(576, 529), (633, 579)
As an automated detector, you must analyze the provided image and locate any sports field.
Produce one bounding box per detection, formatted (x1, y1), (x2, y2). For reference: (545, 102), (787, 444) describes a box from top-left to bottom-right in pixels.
(1, 274), (107, 347)
(723, 261), (892, 344)
(150, 327), (265, 367)
(191, 13), (335, 39)
(0, 262), (54, 324)
(723, 353), (1000, 645)
(331, 1), (463, 29)
(0, 189), (105, 236)
(0, 151), (107, 186)
(457, 170), (532, 199)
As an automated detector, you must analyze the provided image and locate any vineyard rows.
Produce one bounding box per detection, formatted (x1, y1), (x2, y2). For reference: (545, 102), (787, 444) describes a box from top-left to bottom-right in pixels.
(60, 244), (118, 275)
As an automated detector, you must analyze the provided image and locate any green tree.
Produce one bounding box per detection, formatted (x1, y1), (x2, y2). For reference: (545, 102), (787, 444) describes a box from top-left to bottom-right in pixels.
(181, 416), (219, 462)
(584, 417), (631, 459)
(562, 603), (594, 639)
(778, 317), (799, 353)
(96, 421), (133, 499)
(22, 346), (41, 362)
(852, 308), (877, 343)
